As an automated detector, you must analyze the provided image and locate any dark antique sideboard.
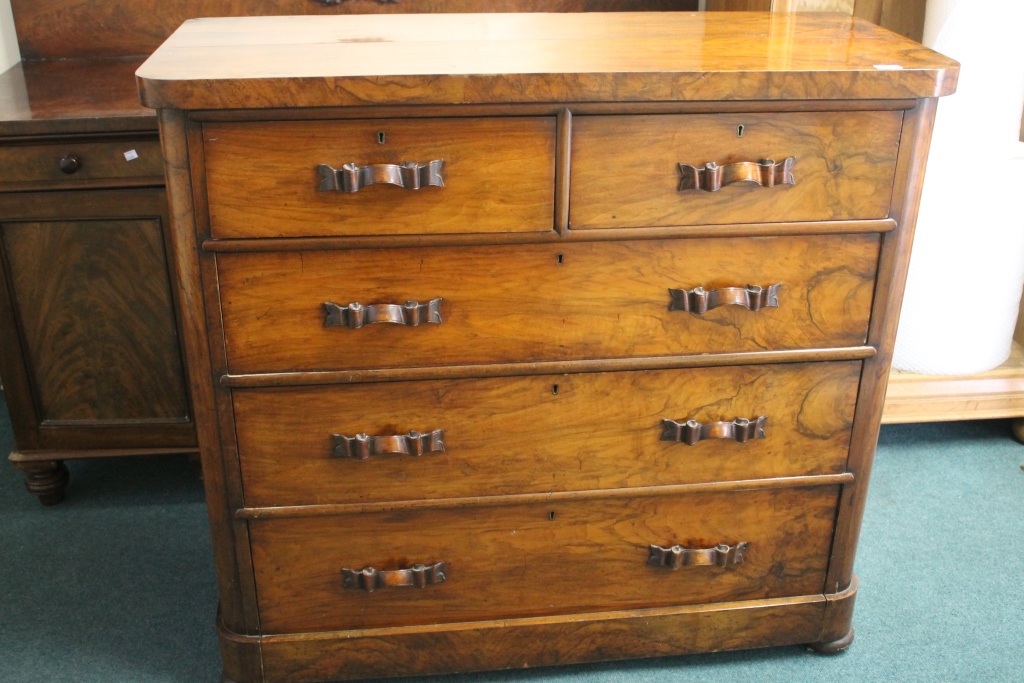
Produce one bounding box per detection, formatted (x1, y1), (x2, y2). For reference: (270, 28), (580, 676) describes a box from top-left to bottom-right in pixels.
(0, 0), (701, 504)
(0, 59), (197, 504)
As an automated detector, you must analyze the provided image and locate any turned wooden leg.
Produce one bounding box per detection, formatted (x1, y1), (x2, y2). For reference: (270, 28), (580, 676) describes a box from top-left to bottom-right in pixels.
(14, 459), (70, 506)
(809, 627), (855, 654)
(1011, 418), (1024, 444)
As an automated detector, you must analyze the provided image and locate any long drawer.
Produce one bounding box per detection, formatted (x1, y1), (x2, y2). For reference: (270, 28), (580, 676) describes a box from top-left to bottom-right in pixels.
(217, 234), (879, 374)
(570, 111), (903, 229)
(249, 485), (840, 633)
(203, 117), (556, 238)
(234, 362), (860, 507)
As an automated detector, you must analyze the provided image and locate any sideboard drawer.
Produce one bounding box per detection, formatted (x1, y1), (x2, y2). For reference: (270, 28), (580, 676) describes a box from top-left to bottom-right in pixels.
(0, 138), (164, 188)
(203, 117), (556, 238)
(570, 111), (903, 229)
(234, 362), (860, 507)
(249, 486), (840, 633)
(218, 234), (879, 374)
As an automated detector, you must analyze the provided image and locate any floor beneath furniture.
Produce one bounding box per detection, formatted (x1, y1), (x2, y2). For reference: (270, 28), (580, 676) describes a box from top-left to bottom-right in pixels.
(1, 393), (1022, 683)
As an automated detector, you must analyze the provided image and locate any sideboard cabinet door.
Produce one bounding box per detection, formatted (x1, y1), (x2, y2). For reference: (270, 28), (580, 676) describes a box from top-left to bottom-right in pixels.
(0, 187), (195, 453)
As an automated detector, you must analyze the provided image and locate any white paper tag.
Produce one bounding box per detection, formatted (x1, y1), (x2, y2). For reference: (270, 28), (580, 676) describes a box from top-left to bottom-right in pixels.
(873, 64), (904, 71)
(123, 149), (139, 161)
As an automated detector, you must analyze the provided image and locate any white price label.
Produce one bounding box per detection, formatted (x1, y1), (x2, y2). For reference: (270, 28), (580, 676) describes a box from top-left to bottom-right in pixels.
(123, 149), (139, 161)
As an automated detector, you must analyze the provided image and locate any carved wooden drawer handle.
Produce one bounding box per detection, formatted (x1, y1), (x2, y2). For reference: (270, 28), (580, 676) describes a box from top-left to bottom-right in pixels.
(317, 160), (444, 192)
(668, 284), (780, 314)
(332, 429), (446, 459)
(342, 562), (447, 593)
(648, 543), (748, 569)
(323, 297), (442, 329)
(678, 157), (795, 192)
(660, 416), (768, 445)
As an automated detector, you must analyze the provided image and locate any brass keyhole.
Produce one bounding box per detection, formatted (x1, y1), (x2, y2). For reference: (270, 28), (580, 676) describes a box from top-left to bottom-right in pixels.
(548, 511), (556, 521)
(377, 131), (386, 144)
(737, 125), (745, 138)
(556, 253), (564, 265)
(552, 384), (559, 395)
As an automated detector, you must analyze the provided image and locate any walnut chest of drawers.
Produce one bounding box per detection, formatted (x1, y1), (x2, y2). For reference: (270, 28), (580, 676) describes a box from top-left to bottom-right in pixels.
(137, 12), (958, 683)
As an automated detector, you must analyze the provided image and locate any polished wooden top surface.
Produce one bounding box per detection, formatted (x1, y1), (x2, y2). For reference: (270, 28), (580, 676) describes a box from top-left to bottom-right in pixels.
(137, 12), (958, 110)
(11, 0), (694, 61)
(0, 59), (155, 137)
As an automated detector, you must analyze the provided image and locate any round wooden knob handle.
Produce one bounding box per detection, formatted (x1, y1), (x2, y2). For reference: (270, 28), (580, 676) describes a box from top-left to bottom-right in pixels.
(58, 155), (81, 175)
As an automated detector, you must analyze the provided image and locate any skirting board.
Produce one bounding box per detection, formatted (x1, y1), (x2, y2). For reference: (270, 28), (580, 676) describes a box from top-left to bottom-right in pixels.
(883, 341), (1024, 423)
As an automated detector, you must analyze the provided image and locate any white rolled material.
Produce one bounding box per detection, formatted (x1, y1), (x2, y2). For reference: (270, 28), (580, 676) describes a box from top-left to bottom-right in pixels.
(892, 0), (1024, 375)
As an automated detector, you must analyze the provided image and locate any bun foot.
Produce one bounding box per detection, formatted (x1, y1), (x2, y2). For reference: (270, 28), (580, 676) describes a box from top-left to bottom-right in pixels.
(809, 627), (854, 654)
(14, 459), (70, 506)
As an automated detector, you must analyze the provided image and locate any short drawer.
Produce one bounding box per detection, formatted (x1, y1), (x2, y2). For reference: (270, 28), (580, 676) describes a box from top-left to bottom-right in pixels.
(203, 117), (556, 238)
(249, 486), (840, 633)
(0, 138), (164, 188)
(218, 234), (879, 374)
(234, 362), (860, 507)
(569, 111), (903, 229)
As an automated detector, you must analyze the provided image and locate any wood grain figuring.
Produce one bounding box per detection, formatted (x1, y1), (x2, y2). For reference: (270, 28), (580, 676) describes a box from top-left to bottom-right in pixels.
(0, 138), (163, 190)
(217, 235), (879, 374)
(217, 616), (265, 683)
(249, 486), (840, 633)
(190, 113), (266, 634)
(158, 108), (254, 635)
(233, 362), (860, 507)
(11, 0), (699, 60)
(144, 11), (956, 679)
(135, 13), (960, 109)
(1, 216), (188, 422)
(0, 188), (195, 456)
(257, 595), (828, 682)
(203, 117), (555, 238)
(570, 111), (902, 229)
(826, 98), (937, 595)
(816, 575), (858, 647)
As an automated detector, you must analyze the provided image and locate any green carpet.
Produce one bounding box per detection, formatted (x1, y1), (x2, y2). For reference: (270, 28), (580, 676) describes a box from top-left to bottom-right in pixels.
(2, 392), (1022, 682)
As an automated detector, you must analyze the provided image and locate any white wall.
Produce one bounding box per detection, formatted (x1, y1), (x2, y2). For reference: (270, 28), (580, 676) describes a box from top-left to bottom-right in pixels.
(0, 0), (20, 71)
